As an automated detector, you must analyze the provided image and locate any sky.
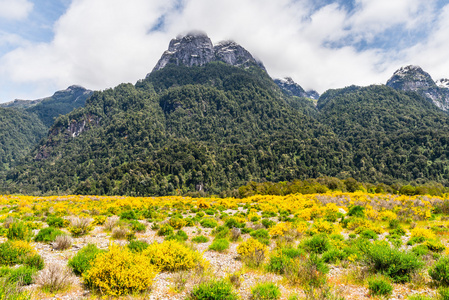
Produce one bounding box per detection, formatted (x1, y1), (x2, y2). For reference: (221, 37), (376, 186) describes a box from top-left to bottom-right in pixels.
(0, 0), (448, 103)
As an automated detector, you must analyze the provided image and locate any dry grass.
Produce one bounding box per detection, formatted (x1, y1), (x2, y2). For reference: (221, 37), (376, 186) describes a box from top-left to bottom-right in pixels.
(53, 234), (72, 250)
(35, 263), (75, 293)
(104, 216), (120, 231)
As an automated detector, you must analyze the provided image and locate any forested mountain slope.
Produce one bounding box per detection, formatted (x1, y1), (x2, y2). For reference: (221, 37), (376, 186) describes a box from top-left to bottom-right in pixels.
(2, 32), (449, 195)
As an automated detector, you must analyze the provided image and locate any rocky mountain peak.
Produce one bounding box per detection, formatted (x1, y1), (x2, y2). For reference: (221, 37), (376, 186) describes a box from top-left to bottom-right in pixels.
(386, 65), (449, 111)
(386, 65), (435, 91)
(152, 32), (265, 72)
(274, 77), (319, 100)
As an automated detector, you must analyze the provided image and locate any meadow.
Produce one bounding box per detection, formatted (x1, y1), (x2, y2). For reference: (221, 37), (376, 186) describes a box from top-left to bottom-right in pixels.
(1, 192), (449, 299)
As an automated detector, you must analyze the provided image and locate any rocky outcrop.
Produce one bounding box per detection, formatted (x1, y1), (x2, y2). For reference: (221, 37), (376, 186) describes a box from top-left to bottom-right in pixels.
(274, 77), (319, 100)
(386, 65), (449, 111)
(152, 32), (265, 72)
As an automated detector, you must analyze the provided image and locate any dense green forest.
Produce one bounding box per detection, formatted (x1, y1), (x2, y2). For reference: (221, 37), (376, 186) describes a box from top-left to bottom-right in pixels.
(2, 62), (449, 196)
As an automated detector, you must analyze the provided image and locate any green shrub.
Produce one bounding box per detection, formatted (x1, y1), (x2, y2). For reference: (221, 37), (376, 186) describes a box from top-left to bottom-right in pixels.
(266, 248), (304, 274)
(23, 254), (44, 270)
(368, 275), (393, 297)
(7, 266), (36, 285)
(407, 236), (426, 245)
(322, 248), (348, 263)
(347, 205), (365, 218)
(209, 239), (229, 252)
(389, 227), (406, 236)
(128, 240), (149, 253)
(119, 210), (138, 220)
(250, 229), (270, 240)
(251, 282), (281, 300)
(157, 224), (174, 236)
(189, 236), (206, 244)
(200, 219), (218, 228)
(262, 219), (275, 228)
(360, 229), (378, 240)
(412, 244), (429, 257)
(302, 234), (330, 254)
(34, 227), (64, 243)
(225, 218), (245, 229)
(429, 256), (449, 286)
(205, 209), (215, 216)
(7, 222), (32, 241)
(165, 230), (188, 242)
(362, 241), (424, 283)
(68, 244), (103, 276)
(46, 216), (66, 228)
(212, 225), (230, 239)
(0, 278), (31, 299)
(0, 241), (35, 266)
(189, 279), (238, 300)
(439, 287), (449, 300)
(130, 221), (146, 233)
(424, 240), (446, 253)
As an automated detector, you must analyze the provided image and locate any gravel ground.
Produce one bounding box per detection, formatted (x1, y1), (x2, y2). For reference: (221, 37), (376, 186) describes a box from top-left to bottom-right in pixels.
(2, 222), (440, 300)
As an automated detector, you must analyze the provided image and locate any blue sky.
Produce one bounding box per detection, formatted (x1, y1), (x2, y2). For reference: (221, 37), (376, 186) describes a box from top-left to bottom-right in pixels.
(0, 0), (448, 102)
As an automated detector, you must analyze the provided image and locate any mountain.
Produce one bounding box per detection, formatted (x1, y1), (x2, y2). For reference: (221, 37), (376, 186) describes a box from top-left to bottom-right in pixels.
(1, 85), (93, 127)
(436, 78), (449, 90)
(152, 31), (265, 72)
(386, 65), (449, 111)
(274, 77), (319, 100)
(3, 33), (449, 195)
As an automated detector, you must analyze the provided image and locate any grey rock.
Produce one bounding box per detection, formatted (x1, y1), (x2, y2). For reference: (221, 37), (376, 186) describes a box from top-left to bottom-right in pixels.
(274, 77), (320, 99)
(152, 31), (265, 72)
(386, 65), (449, 111)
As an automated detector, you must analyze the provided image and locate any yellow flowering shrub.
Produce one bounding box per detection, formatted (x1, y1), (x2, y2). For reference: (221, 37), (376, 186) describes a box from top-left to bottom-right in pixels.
(269, 222), (291, 237)
(312, 219), (340, 234)
(143, 240), (207, 271)
(411, 227), (436, 240)
(346, 218), (372, 230)
(236, 238), (268, 258)
(84, 244), (158, 296)
(379, 210), (397, 221)
(9, 240), (36, 255)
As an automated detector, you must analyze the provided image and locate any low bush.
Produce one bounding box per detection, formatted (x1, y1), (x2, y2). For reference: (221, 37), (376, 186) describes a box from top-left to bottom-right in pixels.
(130, 221), (147, 233)
(429, 256), (449, 286)
(111, 226), (130, 240)
(165, 230), (189, 242)
(251, 282), (281, 300)
(237, 238), (267, 267)
(362, 241), (424, 283)
(68, 244), (103, 276)
(119, 210), (138, 220)
(157, 224), (174, 236)
(68, 217), (93, 237)
(7, 266), (36, 285)
(0, 240), (35, 266)
(200, 219), (218, 228)
(192, 235), (209, 243)
(7, 222), (32, 241)
(208, 239), (229, 252)
(368, 275), (393, 297)
(225, 217), (246, 229)
(128, 240), (149, 252)
(46, 216), (67, 228)
(0, 278), (31, 299)
(53, 235), (72, 250)
(144, 240), (207, 271)
(84, 244), (158, 296)
(23, 254), (44, 270)
(34, 227), (64, 243)
(35, 263), (74, 293)
(302, 234), (330, 254)
(169, 217), (186, 229)
(188, 279), (238, 300)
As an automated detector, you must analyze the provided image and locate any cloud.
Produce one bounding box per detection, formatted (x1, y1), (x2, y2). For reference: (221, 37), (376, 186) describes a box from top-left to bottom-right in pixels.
(0, 0), (448, 102)
(0, 0), (33, 20)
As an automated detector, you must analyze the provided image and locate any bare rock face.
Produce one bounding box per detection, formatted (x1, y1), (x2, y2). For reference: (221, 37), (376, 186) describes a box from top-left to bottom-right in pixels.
(214, 40), (266, 71)
(386, 65), (449, 111)
(152, 31), (214, 71)
(152, 32), (265, 72)
(274, 77), (319, 100)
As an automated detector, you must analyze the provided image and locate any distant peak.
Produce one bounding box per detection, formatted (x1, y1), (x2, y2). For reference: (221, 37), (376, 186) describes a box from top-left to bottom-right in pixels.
(392, 65), (426, 76)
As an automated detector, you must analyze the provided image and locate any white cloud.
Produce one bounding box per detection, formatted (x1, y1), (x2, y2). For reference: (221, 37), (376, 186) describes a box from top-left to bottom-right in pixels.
(0, 0), (33, 20)
(0, 0), (448, 102)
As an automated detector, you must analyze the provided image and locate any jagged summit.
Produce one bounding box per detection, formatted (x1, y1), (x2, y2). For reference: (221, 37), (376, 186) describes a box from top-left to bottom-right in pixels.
(152, 32), (265, 72)
(386, 65), (449, 111)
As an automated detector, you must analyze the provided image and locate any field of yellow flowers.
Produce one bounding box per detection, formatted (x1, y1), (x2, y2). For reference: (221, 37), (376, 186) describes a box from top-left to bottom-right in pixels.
(1, 191), (449, 299)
